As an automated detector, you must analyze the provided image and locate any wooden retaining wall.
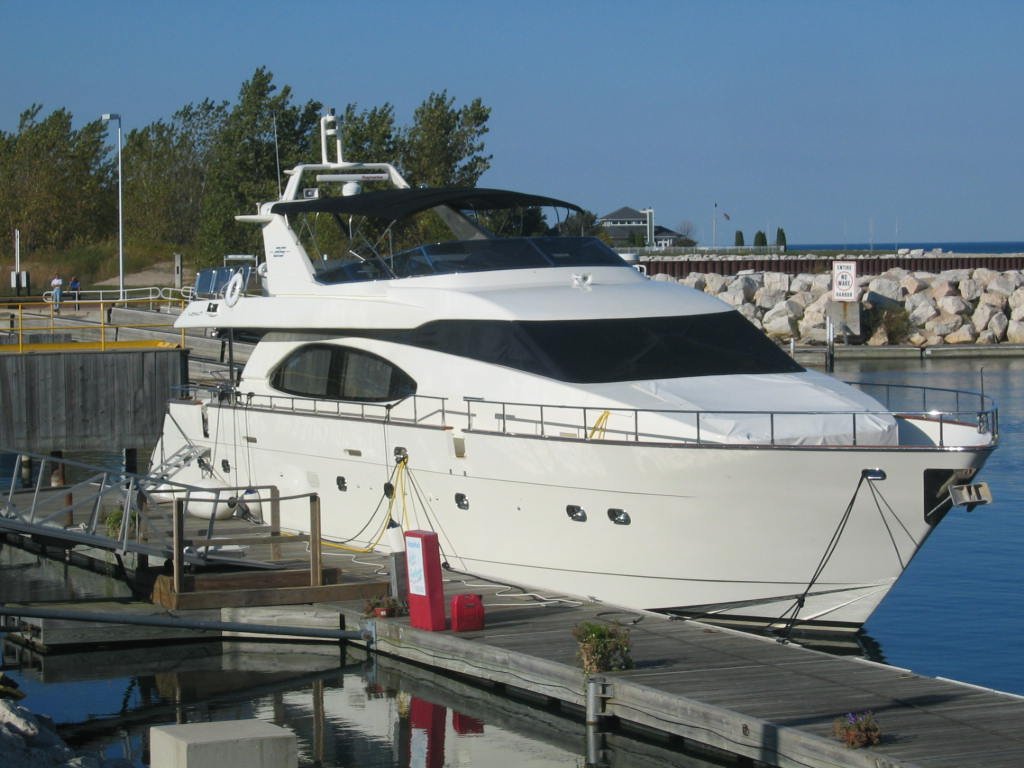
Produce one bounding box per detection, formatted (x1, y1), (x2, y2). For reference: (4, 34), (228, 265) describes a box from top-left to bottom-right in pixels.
(0, 348), (188, 453)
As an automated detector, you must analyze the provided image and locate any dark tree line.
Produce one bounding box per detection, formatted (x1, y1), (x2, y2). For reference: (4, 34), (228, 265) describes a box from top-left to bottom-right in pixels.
(1, 67), (494, 274)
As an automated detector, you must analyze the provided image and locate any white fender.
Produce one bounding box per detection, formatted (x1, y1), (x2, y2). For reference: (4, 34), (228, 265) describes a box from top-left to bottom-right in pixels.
(224, 272), (243, 307)
(184, 478), (238, 520)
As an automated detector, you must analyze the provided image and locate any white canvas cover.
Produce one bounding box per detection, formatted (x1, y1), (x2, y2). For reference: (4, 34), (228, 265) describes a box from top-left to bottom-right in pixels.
(632, 370), (898, 446)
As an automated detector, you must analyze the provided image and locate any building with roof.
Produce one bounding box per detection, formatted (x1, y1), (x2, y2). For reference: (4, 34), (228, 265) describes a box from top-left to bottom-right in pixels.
(597, 206), (695, 248)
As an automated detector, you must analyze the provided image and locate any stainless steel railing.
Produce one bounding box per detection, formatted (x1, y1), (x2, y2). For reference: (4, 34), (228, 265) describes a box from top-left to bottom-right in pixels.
(178, 380), (997, 450)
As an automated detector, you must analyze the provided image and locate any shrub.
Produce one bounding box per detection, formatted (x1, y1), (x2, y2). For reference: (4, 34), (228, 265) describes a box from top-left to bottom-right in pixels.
(833, 711), (881, 748)
(572, 621), (633, 673)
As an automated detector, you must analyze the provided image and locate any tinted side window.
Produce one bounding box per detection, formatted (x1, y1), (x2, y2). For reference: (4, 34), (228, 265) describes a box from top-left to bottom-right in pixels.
(271, 345), (416, 402)
(394, 312), (803, 383)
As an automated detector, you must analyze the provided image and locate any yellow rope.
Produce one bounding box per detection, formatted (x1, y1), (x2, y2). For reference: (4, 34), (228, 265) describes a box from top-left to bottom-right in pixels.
(321, 459), (408, 553)
(588, 410), (611, 440)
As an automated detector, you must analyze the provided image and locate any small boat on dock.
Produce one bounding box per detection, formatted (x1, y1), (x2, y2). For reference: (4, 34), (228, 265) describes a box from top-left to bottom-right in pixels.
(148, 111), (998, 634)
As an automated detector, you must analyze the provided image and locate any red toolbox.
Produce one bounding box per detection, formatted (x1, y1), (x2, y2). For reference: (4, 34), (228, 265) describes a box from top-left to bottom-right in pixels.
(450, 593), (485, 632)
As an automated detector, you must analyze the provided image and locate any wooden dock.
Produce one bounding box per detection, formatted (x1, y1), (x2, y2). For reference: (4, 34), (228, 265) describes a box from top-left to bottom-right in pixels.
(5, 542), (1022, 767)
(342, 581), (1024, 768)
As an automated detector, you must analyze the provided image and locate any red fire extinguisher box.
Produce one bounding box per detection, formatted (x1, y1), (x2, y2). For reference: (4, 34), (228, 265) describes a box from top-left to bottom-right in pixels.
(451, 593), (485, 632)
(405, 530), (446, 631)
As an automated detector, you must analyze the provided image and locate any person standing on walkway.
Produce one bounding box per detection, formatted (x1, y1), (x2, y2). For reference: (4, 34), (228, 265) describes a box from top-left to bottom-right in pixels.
(51, 274), (63, 313)
(68, 276), (81, 310)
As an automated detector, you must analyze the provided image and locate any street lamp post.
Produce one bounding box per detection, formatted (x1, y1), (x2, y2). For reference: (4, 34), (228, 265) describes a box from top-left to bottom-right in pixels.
(101, 113), (124, 301)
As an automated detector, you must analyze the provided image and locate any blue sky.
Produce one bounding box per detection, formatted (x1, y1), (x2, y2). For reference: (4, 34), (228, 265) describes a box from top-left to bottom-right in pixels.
(2, 1), (1022, 244)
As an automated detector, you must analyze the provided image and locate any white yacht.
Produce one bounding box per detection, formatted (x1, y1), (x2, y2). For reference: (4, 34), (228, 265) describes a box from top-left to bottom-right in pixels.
(151, 114), (997, 633)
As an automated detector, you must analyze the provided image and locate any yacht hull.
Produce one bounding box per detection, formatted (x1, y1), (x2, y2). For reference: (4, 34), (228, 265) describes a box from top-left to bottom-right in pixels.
(152, 399), (991, 631)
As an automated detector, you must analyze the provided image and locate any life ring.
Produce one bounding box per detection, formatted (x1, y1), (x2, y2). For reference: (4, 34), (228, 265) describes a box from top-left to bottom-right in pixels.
(224, 272), (243, 307)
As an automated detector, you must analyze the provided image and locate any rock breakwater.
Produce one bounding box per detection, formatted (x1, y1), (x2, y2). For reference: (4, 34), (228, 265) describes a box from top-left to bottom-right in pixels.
(652, 265), (1024, 346)
(0, 699), (131, 768)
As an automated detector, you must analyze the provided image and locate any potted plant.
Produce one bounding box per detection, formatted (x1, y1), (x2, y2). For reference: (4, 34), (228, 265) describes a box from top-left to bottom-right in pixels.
(572, 621), (633, 674)
(363, 595), (404, 618)
(833, 711), (881, 748)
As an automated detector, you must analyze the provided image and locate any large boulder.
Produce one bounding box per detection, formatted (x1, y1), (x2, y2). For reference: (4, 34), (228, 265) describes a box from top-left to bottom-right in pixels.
(717, 289), (747, 308)
(900, 275), (931, 296)
(736, 302), (759, 325)
(680, 273), (706, 291)
(958, 278), (983, 302)
(938, 268), (972, 283)
(905, 291), (935, 312)
(810, 273), (832, 296)
(971, 303), (997, 333)
(703, 273), (729, 294)
(762, 304), (797, 339)
(753, 287), (787, 310)
(987, 274), (1016, 296)
(925, 312), (964, 336)
(930, 279), (960, 299)
(971, 267), (1001, 287)
(1007, 319), (1024, 344)
(790, 273), (815, 293)
(763, 272), (790, 293)
(1007, 287), (1024, 311)
(936, 295), (969, 316)
(867, 276), (904, 301)
(979, 291), (1009, 312)
(988, 311), (1009, 341)
(0, 700), (75, 767)
(862, 290), (903, 313)
(866, 326), (889, 346)
(944, 324), (978, 345)
(908, 301), (938, 327)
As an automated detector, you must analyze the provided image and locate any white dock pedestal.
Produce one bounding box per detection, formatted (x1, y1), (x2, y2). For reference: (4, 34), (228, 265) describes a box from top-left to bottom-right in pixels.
(150, 720), (297, 768)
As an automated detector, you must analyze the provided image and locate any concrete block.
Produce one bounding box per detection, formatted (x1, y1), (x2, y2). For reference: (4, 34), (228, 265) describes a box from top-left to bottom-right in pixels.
(150, 719), (296, 768)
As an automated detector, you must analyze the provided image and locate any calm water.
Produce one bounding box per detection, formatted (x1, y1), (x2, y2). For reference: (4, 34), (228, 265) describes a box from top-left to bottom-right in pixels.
(1, 357), (1022, 766)
(841, 357), (1024, 695)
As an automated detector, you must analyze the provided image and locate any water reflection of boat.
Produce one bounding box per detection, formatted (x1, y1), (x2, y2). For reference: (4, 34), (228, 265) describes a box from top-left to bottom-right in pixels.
(150, 111), (997, 634)
(5, 638), (728, 768)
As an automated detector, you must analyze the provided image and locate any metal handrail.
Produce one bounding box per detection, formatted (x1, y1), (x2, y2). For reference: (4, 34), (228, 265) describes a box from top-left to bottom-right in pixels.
(464, 388), (997, 449)
(178, 385), (455, 429)
(0, 449), (312, 570)
(2, 296), (186, 350)
(175, 381), (997, 450)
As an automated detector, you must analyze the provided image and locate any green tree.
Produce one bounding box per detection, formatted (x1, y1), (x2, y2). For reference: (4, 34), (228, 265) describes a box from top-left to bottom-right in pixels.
(734, 230), (745, 247)
(123, 99), (227, 252)
(775, 227), (787, 248)
(342, 103), (400, 165)
(0, 105), (111, 258)
(196, 67), (321, 265)
(556, 209), (600, 237)
(400, 91), (491, 188)
(754, 230), (767, 247)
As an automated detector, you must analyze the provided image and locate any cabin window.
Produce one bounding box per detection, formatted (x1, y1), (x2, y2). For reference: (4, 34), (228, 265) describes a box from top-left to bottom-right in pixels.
(379, 311), (804, 383)
(271, 344), (416, 402)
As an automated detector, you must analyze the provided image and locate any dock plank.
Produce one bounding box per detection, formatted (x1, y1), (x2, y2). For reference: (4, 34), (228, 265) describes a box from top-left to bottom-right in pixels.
(5, 540), (1024, 767)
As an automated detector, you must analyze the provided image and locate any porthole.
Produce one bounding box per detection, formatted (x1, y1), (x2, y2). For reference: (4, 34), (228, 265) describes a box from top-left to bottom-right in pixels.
(566, 505), (587, 522)
(607, 508), (631, 525)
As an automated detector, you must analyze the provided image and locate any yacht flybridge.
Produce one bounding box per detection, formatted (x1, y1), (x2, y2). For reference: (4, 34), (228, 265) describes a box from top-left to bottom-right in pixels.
(152, 113), (997, 633)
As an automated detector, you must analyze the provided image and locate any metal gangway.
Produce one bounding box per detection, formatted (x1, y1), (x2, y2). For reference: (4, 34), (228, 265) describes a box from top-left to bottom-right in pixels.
(0, 450), (315, 574)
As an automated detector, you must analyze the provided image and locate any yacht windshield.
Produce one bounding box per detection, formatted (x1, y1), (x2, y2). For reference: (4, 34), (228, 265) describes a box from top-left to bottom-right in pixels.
(316, 237), (628, 283)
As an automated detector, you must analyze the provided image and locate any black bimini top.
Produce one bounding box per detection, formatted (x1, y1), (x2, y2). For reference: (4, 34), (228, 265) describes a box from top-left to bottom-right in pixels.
(270, 187), (584, 221)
